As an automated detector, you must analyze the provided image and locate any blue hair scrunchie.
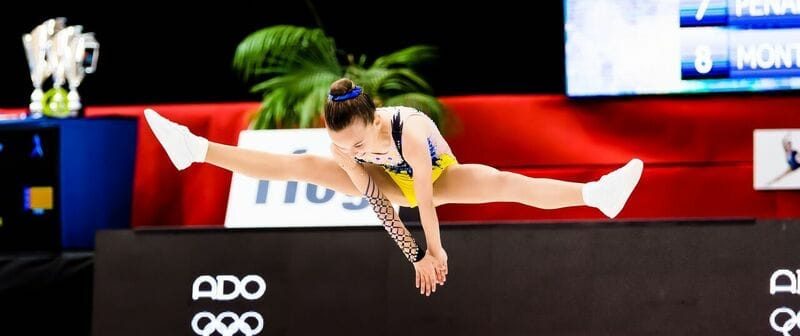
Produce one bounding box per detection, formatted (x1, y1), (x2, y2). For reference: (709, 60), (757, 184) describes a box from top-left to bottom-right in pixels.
(328, 86), (362, 102)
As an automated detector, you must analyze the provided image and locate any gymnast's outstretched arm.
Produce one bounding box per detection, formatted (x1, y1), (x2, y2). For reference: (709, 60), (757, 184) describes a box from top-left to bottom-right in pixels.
(329, 144), (422, 262)
(329, 144), (444, 296)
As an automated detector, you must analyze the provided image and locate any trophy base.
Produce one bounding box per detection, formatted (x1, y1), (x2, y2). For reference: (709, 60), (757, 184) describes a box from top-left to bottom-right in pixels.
(28, 104), (44, 119)
(43, 88), (71, 118)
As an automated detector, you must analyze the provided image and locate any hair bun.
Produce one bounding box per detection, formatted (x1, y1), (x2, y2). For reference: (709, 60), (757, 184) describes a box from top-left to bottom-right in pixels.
(329, 78), (354, 96)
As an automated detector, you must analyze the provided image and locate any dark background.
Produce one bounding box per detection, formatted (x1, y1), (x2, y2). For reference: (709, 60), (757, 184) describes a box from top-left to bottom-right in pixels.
(0, 1), (565, 108)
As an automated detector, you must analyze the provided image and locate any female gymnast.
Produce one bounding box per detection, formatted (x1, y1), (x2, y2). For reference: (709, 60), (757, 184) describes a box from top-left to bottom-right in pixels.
(143, 78), (644, 297)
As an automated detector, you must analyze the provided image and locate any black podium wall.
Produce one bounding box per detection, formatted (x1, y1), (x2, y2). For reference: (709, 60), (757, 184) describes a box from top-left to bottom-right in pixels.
(93, 220), (800, 336)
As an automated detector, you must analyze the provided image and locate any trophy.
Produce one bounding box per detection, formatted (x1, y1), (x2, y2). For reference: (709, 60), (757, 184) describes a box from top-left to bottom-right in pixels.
(21, 18), (63, 118)
(22, 18), (98, 119)
(46, 25), (77, 118)
(66, 32), (99, 117)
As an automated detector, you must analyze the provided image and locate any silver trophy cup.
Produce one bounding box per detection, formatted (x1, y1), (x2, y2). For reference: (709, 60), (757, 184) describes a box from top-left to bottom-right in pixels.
(22, 19), (62, 118)
(66, 32), (99, 117)
(23, 18), (98, 119)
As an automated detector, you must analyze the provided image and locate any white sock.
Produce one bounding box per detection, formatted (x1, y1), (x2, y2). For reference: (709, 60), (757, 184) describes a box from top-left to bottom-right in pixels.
(143, 108), (208, 170)
(581, 158), (644, 219)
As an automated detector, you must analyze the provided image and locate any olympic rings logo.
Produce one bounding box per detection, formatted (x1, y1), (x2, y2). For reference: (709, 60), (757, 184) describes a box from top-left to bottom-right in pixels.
(771, 308), (800, 336)
(192, 311), (263, 336)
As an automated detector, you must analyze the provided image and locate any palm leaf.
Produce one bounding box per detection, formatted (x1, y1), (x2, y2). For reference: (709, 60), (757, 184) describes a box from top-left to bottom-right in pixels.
(372, 46), (437, 69)
(233, 25), (340, 81)
(253, 67), (340, 128)
(233, 25), (447, 130)
(377, 68), (433, 95)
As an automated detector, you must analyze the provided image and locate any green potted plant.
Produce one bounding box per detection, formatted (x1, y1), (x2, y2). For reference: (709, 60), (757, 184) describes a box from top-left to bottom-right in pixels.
(233, 25), (446, 130)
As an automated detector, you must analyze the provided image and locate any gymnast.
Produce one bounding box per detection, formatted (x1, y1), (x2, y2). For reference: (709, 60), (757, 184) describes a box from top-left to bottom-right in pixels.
(143, 78), (644, 297)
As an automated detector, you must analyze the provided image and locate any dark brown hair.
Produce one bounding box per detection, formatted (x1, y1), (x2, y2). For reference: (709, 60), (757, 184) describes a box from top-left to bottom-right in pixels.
(324, 78), (376, 131)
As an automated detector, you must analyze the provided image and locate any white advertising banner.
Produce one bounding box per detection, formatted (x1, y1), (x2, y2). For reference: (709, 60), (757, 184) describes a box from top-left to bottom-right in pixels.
(224, 128), (392, 228)
(754, 129), (800, 190)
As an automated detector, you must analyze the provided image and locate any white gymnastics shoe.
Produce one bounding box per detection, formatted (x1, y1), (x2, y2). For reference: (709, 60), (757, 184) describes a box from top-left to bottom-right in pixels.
(581, 158), (644, 219)
(143, 108), (208, 170)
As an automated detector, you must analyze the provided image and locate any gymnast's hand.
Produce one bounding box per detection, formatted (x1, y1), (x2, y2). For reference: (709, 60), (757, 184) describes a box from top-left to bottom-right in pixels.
(428, 246), (448, 285)
(413, 253), (444, 297)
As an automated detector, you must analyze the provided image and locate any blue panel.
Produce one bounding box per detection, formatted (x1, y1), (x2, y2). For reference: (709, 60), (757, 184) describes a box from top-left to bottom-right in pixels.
(59, 118), (137, 249)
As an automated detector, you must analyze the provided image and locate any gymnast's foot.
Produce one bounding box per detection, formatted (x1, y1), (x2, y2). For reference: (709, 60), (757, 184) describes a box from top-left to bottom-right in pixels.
(582, 158), (644, 219)
(143, 108), (208, 171)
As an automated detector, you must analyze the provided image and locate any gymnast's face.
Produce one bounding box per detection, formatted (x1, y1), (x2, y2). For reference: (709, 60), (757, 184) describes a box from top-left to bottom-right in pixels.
(328, 115), (384, 158)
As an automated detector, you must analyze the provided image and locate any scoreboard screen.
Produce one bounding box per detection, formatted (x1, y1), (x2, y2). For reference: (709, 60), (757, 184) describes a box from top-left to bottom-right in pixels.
(565, 0), (800, 97)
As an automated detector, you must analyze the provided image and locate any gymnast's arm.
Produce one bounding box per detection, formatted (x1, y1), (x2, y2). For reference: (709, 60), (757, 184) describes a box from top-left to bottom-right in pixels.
(329, 144), (423, 263)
